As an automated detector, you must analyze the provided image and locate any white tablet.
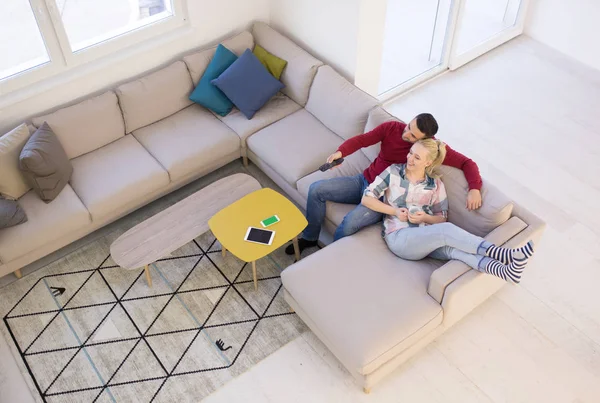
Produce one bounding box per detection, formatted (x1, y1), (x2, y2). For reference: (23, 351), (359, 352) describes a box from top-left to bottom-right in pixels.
(244, 227), (275, 245)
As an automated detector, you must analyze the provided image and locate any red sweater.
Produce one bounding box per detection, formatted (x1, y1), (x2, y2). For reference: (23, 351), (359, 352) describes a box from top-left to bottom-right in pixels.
(338, 121), (482, 190)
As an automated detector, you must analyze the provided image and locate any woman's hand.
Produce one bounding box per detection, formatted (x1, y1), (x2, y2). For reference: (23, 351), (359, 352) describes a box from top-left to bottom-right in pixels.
(395, 208), (408, 222)
(408, 211), (428, 225)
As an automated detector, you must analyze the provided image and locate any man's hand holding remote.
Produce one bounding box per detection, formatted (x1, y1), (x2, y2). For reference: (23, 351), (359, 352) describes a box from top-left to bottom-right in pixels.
(326, 151), (343, 168)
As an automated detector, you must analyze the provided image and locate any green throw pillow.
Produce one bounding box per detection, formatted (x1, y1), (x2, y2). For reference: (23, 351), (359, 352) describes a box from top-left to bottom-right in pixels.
(253, 45), (287, 80)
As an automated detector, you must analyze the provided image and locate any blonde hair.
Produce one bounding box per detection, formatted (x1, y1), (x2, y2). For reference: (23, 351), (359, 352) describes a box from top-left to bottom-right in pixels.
(417, 138), (446, 178)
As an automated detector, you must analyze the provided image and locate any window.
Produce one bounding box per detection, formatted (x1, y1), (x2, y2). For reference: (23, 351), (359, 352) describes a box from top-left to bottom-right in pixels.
(1, 0), (186, 90)
(1, 0), (50, 81)
(55, 0), (176, 52)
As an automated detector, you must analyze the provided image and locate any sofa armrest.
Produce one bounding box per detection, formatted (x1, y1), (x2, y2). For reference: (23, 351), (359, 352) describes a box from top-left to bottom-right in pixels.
(434, 208), (546, 327)
(428, 216), (528, 303)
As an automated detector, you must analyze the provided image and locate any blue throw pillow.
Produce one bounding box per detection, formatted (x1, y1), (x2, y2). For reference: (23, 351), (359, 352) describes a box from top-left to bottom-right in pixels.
(189, 44), (237, 116)
(211, 49), (285, 120)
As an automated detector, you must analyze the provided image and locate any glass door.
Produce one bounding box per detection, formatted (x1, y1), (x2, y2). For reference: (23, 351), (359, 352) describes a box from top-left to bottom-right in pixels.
(378, 0), (455, 98)
(450, 0), (529, 69)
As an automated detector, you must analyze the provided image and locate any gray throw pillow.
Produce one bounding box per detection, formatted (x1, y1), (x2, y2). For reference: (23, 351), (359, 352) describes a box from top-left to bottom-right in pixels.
(0, 198), (27, 229)
(19, 122), (73, 203)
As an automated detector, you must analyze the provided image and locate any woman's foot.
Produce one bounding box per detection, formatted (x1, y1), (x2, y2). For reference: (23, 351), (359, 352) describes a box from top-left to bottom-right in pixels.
(285, 238), (318, 255)
(481, 250), (532, 284)
(483, 241), (535, 265)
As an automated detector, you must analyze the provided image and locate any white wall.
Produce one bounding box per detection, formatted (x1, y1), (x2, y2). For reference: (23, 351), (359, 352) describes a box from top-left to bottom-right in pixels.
(526, 0), (600, 71)
(354, 0), (388, 96)
(269, 0), (361, 81)
(0, 0), (269, 133)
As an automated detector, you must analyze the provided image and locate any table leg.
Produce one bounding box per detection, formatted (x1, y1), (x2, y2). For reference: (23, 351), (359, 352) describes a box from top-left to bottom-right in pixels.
(222, 247), (227, 257)
(144, 264), (152, 287)
(252, 261), (257, 291)
(14, 269), (22, 279)
(292, 237), (301, 261)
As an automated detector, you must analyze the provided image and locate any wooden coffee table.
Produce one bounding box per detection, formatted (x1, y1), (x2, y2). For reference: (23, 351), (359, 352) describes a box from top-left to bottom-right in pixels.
(110, 174), (262, 286)
(208, 188), (308, 290)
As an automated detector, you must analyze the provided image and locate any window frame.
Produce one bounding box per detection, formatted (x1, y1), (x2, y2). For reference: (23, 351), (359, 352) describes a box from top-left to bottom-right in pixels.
(0, 0), (188, 96)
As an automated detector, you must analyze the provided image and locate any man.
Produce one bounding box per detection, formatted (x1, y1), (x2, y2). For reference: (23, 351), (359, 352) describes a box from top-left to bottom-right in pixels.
(285, 113), (483, 255)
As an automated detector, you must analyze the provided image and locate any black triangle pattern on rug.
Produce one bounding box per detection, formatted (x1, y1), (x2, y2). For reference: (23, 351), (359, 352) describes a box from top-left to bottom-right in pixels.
(108, 340), (166, 385)
(3, 232), (304, 402)
(62, 270), (117, 310)
(145, 331), (197, 374)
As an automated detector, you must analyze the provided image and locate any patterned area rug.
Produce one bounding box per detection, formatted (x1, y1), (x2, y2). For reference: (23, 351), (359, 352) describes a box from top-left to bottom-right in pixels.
(0, 229), (311, 403)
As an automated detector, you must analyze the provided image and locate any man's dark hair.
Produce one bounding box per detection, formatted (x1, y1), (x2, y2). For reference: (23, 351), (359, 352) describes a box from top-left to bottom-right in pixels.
(415, 113), (439, 138)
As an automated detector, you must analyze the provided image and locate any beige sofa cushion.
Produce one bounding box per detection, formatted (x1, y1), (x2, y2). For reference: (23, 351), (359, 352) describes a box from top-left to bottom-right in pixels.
(133, 105), (240, 181)
(247, 109), (343, 186)
(306, 66), (379, 140)
(439, 166), (513, 237)
(281, 225), (443, 376)
(32, 92), (125, 159)
(362, 106), (402, 162)
(70, 135), (169, 220)
(0, 185), (91, 263)
(216, 93), (301, 147)
(183, 31), (254, 85)
(116, 61), (194, 133)
(252, 22), (323, 106)
(0, 124), (31, 199)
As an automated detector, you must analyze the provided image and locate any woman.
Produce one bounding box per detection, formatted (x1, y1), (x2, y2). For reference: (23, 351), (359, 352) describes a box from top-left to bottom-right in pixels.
(361, 138), (534, 283)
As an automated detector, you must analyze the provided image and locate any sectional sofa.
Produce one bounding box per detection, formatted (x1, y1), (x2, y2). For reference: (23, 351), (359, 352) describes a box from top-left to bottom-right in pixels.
(0, 21), (545, 392)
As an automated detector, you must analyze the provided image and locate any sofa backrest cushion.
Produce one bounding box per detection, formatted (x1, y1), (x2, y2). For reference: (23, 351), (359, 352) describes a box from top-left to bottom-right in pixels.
(0, 123), (32, 200)
(183, 31), (254, 86)
(361, 106), (402, 162)
(116, 61), (194, 133)
(31, 91), (125, 159)
(306, 66), (379, 141)
(439, 165), (513, 237)
(252, 22), (322, 106)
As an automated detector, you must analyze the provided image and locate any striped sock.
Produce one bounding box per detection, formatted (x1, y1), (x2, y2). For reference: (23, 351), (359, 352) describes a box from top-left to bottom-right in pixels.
(484, 241), (535, 265)
(482, 251), (529, 284)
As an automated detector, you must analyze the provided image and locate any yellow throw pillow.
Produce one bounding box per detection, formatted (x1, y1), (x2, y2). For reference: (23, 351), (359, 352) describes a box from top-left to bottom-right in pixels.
(253, 45), (288, 80)
(0, 124), (32, 199)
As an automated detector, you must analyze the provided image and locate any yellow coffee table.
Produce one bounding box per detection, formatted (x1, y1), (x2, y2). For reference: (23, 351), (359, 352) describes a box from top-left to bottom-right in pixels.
(208, 188), (308, 290)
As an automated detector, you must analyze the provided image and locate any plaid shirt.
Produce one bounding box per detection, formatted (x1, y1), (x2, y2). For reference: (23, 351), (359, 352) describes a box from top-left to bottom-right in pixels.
(364, 164), (449, 235)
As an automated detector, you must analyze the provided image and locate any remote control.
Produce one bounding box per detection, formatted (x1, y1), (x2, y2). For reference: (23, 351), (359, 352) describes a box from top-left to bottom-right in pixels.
(319, 158), (345, 172)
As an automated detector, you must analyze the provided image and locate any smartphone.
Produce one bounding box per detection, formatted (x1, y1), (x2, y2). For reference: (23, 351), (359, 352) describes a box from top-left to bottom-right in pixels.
(260, 215), (280, 228)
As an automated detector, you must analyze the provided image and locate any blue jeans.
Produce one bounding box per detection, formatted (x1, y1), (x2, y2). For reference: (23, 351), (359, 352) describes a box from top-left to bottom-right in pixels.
(384, 222), (492, 271)
(303, 174), (384, 242)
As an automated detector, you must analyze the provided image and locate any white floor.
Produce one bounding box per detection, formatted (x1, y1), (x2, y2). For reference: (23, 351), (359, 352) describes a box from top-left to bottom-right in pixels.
(2, 35), (600, 403)
(379, 0), (521, 95)
(204, 37), (600, 403)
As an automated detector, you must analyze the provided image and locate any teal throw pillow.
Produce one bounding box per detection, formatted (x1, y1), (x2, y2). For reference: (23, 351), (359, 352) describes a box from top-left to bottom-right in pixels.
(189, 44), (237, 116)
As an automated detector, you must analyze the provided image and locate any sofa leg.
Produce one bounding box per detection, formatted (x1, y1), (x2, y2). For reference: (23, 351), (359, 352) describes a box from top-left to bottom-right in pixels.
(144, 265), (152, 287)
(243, 155), (249, 167)
(289, 306), (295, 313)
(14, 269), (22, 279)
(363, 387), (371, 394)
